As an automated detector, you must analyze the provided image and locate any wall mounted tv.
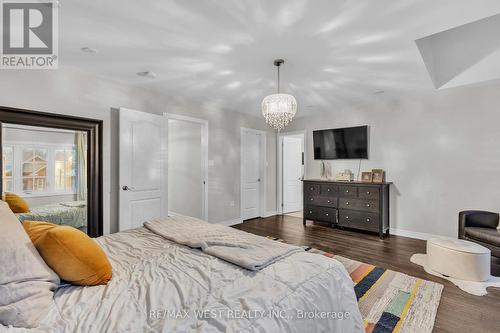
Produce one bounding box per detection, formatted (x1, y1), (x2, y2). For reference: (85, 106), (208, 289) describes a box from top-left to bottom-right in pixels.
(313, 125), (368, 159)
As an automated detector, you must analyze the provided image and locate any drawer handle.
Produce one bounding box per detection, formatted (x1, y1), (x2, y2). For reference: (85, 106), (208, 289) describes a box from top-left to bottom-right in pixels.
(366, 218), (370, 222)
(325, 213), (329, 216)
(346, 202), (349, 205)
(345, 216), (349, 219)
(366, 191), (370, 195)
(310, 198), (314, 201)
(345, 190), (349, 193)
(327, 200), (331, 203)
(309, 211), (312, 214)
(327, 188), (331, 192)
(310, 187), (314, 190)
(366, 204), (370, 207)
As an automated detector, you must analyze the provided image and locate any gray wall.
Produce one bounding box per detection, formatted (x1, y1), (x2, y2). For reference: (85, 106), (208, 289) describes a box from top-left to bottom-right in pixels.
(0, 69), (277, 234)
(286, 82), (500, 238)
(4, 127), (76, 144)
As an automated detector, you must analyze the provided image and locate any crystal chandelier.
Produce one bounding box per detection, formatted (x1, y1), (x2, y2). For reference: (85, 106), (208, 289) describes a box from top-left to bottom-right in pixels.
(261, 59), (297, 131)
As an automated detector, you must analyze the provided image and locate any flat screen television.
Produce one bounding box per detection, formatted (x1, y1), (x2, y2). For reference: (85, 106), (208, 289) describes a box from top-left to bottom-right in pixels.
(313, 125), (368, 159)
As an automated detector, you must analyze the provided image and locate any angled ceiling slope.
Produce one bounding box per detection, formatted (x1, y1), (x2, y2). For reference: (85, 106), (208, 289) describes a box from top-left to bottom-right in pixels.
(416, 13), (500, 89)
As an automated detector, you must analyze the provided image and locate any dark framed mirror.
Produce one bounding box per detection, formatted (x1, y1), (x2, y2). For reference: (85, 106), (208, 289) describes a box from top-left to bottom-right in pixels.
(0, 106), (103, 237)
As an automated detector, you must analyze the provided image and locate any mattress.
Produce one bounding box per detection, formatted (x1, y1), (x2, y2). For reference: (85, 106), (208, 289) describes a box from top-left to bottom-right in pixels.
(16, 201), (87, 230)
(2, 227), (363, 333)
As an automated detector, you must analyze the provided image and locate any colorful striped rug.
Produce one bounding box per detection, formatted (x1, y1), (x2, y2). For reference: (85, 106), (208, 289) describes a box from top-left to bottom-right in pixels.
(268, 237), (443, 333)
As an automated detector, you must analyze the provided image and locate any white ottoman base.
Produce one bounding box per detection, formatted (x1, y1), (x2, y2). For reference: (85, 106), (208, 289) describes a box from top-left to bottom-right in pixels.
(426, 238), (490, 282)
(411, 253), (500, 296)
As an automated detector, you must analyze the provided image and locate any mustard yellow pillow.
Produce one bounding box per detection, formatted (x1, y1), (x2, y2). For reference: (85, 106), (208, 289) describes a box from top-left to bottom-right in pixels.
(22, 221), (112, 286)
(3, 192), (30, 213)
(22, 220), (57, 243)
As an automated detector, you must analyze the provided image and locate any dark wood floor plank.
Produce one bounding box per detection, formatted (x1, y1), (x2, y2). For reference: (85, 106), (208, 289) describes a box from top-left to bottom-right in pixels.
(233, 215), (500, 333)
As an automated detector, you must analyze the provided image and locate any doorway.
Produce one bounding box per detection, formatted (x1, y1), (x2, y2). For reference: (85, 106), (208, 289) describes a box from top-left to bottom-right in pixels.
(167, 114), (208, 221)
(278, 131), (305, 216)
(240, 128), (266, 221)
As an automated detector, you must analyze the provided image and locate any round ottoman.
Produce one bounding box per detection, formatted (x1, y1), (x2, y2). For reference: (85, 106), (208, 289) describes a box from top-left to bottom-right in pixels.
(427, 238), (491, 282)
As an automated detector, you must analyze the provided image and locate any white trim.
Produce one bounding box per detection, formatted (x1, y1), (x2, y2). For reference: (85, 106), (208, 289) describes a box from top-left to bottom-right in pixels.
(217, 218), (243, 226)
(20, 192), (75, 199)
(390, 228), (439, 241)
(166, 113), (209, 221)
(240, 127), (267, 220)
(277, 130), (306, 215)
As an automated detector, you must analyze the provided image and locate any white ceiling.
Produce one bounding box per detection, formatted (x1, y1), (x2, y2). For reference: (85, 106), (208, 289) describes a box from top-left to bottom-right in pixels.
(60, 0), (500, 116)
(416, 13), (500, 89)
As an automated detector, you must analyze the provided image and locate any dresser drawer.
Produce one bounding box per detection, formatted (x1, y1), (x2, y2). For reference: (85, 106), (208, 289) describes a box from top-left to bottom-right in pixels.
(304, 184), (320, 196)
(358, 186), (380, 200)
(304, 206), (336, 223)
(305, 195), (320, 205)
(338, 210), (379, 231)
(338, 185), (357, 198)
(314, 196), (337, 208)
(321, 184), (338, 195)
(338, 198), (379, 213)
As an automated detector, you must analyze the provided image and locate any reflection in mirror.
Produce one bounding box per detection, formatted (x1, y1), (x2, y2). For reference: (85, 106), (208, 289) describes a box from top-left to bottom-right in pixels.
(2, 124), (88, 233)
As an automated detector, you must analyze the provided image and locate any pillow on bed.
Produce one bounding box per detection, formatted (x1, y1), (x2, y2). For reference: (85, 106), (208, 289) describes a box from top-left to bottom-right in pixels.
(0, 201), (59, 328)
(22, 221), (113, 286)
(3, 192), (30, 213)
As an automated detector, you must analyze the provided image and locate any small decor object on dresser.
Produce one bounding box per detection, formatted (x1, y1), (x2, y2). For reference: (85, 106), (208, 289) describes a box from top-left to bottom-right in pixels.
(320, 161), (333, 179)
(334, 169), (354, 182)
(361, 172), (373, 183)
(371, 169), (385, 183)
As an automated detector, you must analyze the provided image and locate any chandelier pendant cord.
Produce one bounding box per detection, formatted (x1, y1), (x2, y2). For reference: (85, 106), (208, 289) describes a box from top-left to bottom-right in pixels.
(277, 65), (280, 93)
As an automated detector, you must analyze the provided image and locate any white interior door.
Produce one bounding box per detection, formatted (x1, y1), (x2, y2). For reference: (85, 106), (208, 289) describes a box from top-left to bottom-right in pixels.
(167, 115), (208, 220)
(119, 108), (167, 231)
(282, 136), (303, 213)
(241, 129), (262, 220)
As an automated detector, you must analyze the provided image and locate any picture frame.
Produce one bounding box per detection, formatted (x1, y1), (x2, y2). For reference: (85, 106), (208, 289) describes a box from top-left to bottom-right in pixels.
(371, 169), (385, 183)
(361, 171), (373, 183)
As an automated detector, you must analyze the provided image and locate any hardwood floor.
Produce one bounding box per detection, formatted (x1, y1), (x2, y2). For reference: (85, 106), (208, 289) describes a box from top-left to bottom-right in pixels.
(234, 215), (500, 333)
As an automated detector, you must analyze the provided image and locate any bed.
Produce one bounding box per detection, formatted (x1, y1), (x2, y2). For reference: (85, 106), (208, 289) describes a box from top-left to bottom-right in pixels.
(3, 223), (363, 333)
(16, 201), (87, 232)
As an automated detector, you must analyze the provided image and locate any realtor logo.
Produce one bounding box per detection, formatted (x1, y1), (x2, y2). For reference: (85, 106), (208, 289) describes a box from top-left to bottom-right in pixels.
(1, 0), (58, 69)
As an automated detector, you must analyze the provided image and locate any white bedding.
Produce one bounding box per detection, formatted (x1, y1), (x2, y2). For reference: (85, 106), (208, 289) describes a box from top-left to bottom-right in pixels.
(3, 227), (363, 333)
(145, 215), (304, 271)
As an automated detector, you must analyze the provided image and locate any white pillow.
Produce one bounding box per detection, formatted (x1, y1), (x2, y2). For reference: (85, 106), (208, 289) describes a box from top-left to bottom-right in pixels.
(0, 201), (59, 327)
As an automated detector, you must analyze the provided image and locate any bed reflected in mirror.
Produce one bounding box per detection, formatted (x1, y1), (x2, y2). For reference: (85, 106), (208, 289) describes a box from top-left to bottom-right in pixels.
(2, 124), (88, 233)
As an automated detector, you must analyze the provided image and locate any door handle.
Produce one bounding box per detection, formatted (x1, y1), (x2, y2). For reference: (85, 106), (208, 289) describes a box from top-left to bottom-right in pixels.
(122, 185), (135, 191)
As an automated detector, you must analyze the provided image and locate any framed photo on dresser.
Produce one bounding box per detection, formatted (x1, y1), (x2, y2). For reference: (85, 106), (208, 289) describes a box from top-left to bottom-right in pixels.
(361, 172), (373, 182)
(371, 169), (385, 183)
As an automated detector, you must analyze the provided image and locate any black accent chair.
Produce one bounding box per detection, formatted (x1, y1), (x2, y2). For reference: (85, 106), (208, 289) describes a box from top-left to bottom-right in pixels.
(459, 210), (500, 258)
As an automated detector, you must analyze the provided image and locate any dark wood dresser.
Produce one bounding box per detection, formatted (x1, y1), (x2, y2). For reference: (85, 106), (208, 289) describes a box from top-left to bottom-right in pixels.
(303, 180), (391, 239)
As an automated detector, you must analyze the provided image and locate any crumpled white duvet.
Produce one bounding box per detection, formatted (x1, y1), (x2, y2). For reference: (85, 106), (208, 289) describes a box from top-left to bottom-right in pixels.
(2, 227), (363, 333)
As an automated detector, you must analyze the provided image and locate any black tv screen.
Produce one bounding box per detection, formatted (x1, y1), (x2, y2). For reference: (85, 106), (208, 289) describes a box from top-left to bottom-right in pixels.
(313, 126), (368, 159)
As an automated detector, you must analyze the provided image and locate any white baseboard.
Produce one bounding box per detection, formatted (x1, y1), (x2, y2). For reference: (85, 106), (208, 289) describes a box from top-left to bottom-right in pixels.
(217, 218), (243, 226)
(390, 228), (439, 241)
(262, 210), (277, 218)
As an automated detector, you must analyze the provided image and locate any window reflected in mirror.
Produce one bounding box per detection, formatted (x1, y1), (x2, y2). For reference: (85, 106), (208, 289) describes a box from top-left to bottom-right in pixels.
(2, 124), (88, 233)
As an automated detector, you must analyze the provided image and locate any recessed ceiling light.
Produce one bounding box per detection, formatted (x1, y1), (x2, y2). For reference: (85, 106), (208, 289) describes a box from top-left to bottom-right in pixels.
(374, 90), (385, 94)
(136, 71), (157, 79)
(80, 47), (98, 54)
